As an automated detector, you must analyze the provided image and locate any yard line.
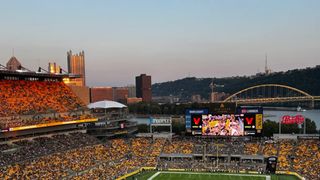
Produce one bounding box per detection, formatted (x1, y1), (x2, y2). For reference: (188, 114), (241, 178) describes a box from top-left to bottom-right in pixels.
(147, 172), (161, 180)
(266, 175), (271, 180)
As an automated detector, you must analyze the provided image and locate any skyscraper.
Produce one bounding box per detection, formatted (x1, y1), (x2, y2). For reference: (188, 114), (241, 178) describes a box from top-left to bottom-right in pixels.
(135, 74), (152, 102)
(48, 62), (61, 74)
(67, 50), (86, 86)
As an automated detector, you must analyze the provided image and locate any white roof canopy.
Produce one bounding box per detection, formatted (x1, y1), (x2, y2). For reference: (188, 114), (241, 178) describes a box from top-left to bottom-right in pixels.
(87, 100), (127, 109)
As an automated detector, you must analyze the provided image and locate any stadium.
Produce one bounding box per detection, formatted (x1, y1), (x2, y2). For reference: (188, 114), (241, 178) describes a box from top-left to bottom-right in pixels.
(0, 70), (319, 180)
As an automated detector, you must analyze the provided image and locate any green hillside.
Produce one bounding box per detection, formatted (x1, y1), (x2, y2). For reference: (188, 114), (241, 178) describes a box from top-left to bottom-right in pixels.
(152, 65), (320, 100)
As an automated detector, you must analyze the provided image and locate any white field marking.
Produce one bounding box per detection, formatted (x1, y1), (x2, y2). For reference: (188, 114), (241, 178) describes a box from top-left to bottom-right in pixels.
(151, 171), (269, 179)
(147, 171), (161, 180)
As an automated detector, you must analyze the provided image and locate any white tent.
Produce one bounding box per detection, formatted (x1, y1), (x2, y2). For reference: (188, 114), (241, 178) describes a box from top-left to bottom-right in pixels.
(87, 100), (127, 109)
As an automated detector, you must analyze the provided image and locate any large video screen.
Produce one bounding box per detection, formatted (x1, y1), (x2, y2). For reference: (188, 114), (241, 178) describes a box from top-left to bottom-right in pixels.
(236, 107), (263, 136)
(185, 109), (208, 135)
(186, 106), (263, 136)
(202, 114), (244, 136)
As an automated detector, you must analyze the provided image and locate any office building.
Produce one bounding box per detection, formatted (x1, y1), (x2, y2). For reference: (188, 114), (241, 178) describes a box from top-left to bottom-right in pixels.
(90, 87), (113, 103)
(113, 87), (129, 102)
(135, 74), (152, 102)
(67, 50), (86, 86)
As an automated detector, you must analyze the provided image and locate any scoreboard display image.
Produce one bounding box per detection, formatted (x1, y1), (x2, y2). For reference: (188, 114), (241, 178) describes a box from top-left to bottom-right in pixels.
(202, 114), (244, 136)
(236, 106), (263, 136)
(185, 109), (208, 135)
(191, 114), (203, 135)
(243, 114), (256, 130)
(186, 106), (263, 136)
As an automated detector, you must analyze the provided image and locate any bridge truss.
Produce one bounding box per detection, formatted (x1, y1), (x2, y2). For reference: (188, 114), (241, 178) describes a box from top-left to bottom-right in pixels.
(222, 84), (320, 108)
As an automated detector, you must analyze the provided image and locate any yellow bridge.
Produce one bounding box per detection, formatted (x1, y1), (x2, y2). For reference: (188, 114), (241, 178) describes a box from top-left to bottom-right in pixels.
(222, 84), (320, 108)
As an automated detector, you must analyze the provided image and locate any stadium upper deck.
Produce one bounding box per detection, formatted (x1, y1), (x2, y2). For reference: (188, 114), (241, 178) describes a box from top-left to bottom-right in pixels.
(0, 70), (95, 137)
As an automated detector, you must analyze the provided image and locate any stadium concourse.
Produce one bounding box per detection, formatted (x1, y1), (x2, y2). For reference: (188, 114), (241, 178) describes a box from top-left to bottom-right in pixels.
(0, 76), (319, 180)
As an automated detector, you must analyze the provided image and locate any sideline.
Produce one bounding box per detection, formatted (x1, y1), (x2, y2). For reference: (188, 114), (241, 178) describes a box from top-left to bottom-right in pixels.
(148, 171), (271, 180)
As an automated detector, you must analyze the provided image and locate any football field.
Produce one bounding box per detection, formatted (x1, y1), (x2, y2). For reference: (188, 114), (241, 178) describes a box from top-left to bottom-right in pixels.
(129, 171), (299, 180)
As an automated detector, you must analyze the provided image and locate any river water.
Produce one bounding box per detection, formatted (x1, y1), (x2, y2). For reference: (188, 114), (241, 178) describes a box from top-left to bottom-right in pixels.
(129, 109), (320, 130)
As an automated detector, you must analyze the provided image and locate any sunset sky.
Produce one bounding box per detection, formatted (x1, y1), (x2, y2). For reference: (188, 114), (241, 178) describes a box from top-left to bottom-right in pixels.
(0, 0), (319, 86)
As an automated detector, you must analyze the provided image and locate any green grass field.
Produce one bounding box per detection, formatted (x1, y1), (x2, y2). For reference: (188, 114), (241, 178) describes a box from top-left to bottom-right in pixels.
(128, 171), (299, 180)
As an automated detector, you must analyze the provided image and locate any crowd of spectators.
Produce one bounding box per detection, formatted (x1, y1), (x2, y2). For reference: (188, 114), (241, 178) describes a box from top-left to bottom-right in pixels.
(0, 114), (93, 129)
(262, 142), (278, 156)
(0, 137), (167, 180)
(158, 158), (193, 169)
(244, 142), (261, 155)
(292, 140), (320, 180)
(206, 139), (245, 155)
(163, 138), (194, 154)
(0, 132), (99, 167)
(0, 80), (89, 129)
(0, 144), (13, 152)
(1, 135), (319, 180)
(277, 140), (295, 171)
(194, 144), (204, 154)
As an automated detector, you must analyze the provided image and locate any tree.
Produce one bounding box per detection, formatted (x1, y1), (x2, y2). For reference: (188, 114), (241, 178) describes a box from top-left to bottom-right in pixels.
(301, 118), (318, 134)
(263, 120), (279, 137)
(281, 123), (299, 134)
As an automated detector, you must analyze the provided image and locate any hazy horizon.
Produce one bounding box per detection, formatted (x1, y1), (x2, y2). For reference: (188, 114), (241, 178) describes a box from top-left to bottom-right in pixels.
(0, 0), (319, 86)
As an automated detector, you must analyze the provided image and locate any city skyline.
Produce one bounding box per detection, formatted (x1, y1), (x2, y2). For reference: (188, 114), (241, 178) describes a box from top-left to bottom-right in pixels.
(0, 0), (319, 86)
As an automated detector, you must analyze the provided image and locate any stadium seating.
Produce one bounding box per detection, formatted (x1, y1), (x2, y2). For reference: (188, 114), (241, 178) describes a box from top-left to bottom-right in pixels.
(163, 138), (194, 154)
(244, 142), (261, 155)
(0, 80), (85, 116)
(0, 132), (99, 167)
(262, 142), (278, 156)
(0, 80), (88, 129)
(1, 136), (319, 180)
(277, 140), (294, 171)
(292, 140), (320, 180)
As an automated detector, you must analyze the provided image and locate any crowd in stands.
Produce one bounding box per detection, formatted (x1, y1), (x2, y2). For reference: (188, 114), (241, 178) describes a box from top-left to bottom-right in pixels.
(292, 140), (320, 180)
(0, 114), (93, 129)
(0, 136), (165, 180)
(1, 135), (319, 180)
(206, 139), (245, 155)
(157, 138), (319, 180)
(0, 144), (13, 152)
(163, 138), (193, 154)
(244, 142), (261, 155)
(158, 158), (194, 169)
(0, 132), (99, 167)
(0, 80), (89, 129)
(262, 142), (278, 156)
(277, 140), (294, 171)
(194, 144), (204, 154)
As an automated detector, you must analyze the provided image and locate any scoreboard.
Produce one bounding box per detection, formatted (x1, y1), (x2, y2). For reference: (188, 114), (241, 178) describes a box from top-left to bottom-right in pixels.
(186, 106), (263, 137)
(185, 109), (208, 135)
(236, 107), (263, 136)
